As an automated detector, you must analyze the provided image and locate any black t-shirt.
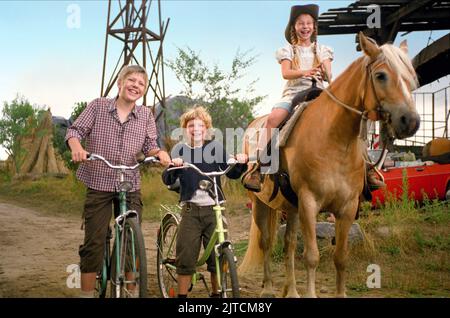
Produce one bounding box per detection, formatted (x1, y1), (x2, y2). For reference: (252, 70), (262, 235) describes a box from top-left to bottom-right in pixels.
(162, 140), (247, 202)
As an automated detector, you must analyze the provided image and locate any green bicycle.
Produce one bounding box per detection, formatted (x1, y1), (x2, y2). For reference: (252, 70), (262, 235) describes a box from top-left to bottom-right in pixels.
(88, 153), (158, 298)
(156, 159), (240, 298)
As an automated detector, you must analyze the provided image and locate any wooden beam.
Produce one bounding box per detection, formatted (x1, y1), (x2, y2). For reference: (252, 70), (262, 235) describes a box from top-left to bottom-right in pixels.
(318, 26), (368, 35)
(398, 22), (450, 31)
(406, 9), (450, 22)
(358, 0), (413, 4)
(384, 0), (435, 26)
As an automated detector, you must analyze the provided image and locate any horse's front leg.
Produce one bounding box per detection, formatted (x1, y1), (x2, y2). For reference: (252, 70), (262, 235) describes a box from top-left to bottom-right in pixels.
(261, 238), (275, 298)
(298, 193), (320, 298)
(334, 199), (359, 297)
(254, 205), (278, 298)
(282, 209), (300, 298)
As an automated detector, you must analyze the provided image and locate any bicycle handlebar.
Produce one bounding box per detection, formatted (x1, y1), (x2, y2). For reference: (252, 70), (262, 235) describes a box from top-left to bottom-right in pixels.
(87, 153), (159, 170)
(166, 158), (238, 177)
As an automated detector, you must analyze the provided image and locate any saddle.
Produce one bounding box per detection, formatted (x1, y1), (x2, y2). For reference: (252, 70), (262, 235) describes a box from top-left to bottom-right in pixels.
(279, 79), (323, 129)
(260, 83), (323, 166)
(290, 83), (323, 112)
(242, 83), (323, 192)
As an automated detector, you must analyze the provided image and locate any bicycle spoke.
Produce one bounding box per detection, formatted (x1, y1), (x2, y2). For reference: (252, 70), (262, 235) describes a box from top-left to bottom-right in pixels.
(157, 215), (179, 298)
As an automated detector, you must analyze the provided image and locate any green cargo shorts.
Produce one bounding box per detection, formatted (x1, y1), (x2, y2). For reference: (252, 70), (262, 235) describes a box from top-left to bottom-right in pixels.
(175, 203), (227, 275)
(79, 188), (142, 273)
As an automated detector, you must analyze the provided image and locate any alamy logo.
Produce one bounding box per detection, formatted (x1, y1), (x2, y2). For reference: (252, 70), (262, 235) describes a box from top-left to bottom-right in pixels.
(366, 4), (381, 28)
(66, 4), (81, 29)
(66, 264), (80, 288)
(366, 264), (381, 288)
(169, 127), (280, 174)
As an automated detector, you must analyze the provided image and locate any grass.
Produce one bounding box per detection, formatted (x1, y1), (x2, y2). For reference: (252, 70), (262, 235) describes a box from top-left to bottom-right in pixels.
(233, 240), (249, 258)
(0, 173), (86, 218)
(0, 167), (448, 297)
(0, 167), (250, 222)
(236, 172), (450, 297)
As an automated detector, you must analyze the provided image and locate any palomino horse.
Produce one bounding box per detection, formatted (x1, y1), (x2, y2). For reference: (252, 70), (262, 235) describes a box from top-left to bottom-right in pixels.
(239, 32), (420, 298)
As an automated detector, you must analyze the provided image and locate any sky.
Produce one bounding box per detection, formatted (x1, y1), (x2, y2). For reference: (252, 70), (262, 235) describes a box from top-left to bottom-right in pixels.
(0, 0), (449, 159)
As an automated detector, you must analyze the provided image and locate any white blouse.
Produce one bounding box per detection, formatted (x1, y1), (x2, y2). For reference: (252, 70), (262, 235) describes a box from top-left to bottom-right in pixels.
(275, 43), (334, 99)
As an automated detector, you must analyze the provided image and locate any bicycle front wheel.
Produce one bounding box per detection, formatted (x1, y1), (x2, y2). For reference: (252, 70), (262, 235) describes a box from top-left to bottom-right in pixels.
(95, 227), (111, 298)
(110, 217), (147, 298)
(219, 246), (240, 298)
(94, 257), (108, 298)
(156, 214), (179, 298)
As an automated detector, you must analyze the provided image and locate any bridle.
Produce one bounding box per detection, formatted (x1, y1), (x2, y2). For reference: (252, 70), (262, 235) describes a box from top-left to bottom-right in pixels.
(321, 59), (392, 143)
(321, 59), (395, 171)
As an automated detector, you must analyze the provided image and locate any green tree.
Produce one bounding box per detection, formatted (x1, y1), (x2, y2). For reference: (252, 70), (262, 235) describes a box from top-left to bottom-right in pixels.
(71, 101), (87, 121)
(166, 47), (265, 133)
(0, 96), (41, 173)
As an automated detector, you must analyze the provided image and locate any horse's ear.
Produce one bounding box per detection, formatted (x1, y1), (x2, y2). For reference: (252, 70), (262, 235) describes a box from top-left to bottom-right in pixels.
(359, 31), (381, 60)
(399, 40), (408, 55)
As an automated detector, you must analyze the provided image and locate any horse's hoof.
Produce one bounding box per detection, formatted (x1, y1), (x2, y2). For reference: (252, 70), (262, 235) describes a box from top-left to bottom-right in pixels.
(335, 293), (347, 298)
(260, 291), (276, 298)
(285, 291), (300, 298)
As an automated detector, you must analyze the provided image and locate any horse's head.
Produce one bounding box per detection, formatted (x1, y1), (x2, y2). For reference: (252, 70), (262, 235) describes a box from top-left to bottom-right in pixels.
(359, 32), (420, 139)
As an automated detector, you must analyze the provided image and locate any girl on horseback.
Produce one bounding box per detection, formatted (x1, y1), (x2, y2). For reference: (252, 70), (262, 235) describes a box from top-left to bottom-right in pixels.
(242, 4), (333, 191)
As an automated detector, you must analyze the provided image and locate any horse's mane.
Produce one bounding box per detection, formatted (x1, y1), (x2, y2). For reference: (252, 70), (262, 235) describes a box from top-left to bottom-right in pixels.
(330, 43), (418, 101)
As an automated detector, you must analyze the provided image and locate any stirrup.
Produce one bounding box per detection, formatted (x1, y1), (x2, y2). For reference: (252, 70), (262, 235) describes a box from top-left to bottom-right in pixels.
(241, 162), (262, 192)
(368, 166), (386, 191)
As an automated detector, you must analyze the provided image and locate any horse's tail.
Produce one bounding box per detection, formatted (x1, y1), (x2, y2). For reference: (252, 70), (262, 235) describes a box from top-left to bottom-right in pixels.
(238, 194), (278, 274)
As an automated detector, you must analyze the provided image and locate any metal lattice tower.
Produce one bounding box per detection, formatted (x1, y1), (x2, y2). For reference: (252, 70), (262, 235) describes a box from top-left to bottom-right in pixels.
(101, 0), (169, 116)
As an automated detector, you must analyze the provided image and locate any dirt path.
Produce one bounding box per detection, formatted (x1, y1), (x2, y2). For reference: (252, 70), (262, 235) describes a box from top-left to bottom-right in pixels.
(0, 202), (258, 298)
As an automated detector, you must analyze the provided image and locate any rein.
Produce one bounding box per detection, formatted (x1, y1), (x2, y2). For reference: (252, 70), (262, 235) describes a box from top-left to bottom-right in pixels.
(322, 61), (392, 175)
(322, 60), (391, 142)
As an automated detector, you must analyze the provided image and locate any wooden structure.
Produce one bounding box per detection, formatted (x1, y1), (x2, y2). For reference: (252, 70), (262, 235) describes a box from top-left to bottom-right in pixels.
(318, 0), (450, 147)
(101, 0), (169, 114)
(17, 110), (69, 178)
(318, 0), (450, 46)
(412, 33), (450, 86)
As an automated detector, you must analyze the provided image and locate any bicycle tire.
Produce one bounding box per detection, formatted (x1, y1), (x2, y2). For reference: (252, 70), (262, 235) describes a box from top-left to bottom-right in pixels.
(94, 257), (108, 298)
(95, 228), (111, 298)
(156, 214), (179, 298)
(219, 246), (240, 298)
(110, 217), (148, 298)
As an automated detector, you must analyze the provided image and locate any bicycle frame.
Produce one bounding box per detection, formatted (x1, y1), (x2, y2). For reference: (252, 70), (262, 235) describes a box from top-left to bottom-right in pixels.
(112, 174), (136, 296)
(88, 153), (157, 297)
(165, 159), (237, 294)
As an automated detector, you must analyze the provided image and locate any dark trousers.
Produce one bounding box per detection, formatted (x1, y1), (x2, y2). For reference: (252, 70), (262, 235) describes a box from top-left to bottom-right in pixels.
(176, 203), (227, 275)
(79, 188), (142, 273)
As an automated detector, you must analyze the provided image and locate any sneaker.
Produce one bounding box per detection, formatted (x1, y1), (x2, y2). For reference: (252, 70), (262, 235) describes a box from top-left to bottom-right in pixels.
(241, 164), (262, 192)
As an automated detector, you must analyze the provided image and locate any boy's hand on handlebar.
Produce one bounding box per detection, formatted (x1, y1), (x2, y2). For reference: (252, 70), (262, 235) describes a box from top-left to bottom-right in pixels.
(171, 158), (184, 167)
(71, 149), (89, 163)
(68, 137), (88, 163)
(156, 150), (171, 167)
(235, 153), (248, 164)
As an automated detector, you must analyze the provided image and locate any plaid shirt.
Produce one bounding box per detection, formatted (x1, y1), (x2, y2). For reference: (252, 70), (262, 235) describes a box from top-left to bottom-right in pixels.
(65, 97), (159, 192)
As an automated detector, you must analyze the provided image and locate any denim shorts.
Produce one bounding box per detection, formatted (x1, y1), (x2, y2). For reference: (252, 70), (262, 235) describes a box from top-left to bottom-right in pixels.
(272, 94), (295, 113)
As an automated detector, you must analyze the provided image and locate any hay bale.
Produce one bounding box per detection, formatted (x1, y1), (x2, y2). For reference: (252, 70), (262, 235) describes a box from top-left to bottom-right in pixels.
(15, 109), (70, 178)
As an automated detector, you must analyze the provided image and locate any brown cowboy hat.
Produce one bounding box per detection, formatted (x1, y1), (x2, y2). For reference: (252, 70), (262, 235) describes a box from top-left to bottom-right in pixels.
(285, 4), (319, 44)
